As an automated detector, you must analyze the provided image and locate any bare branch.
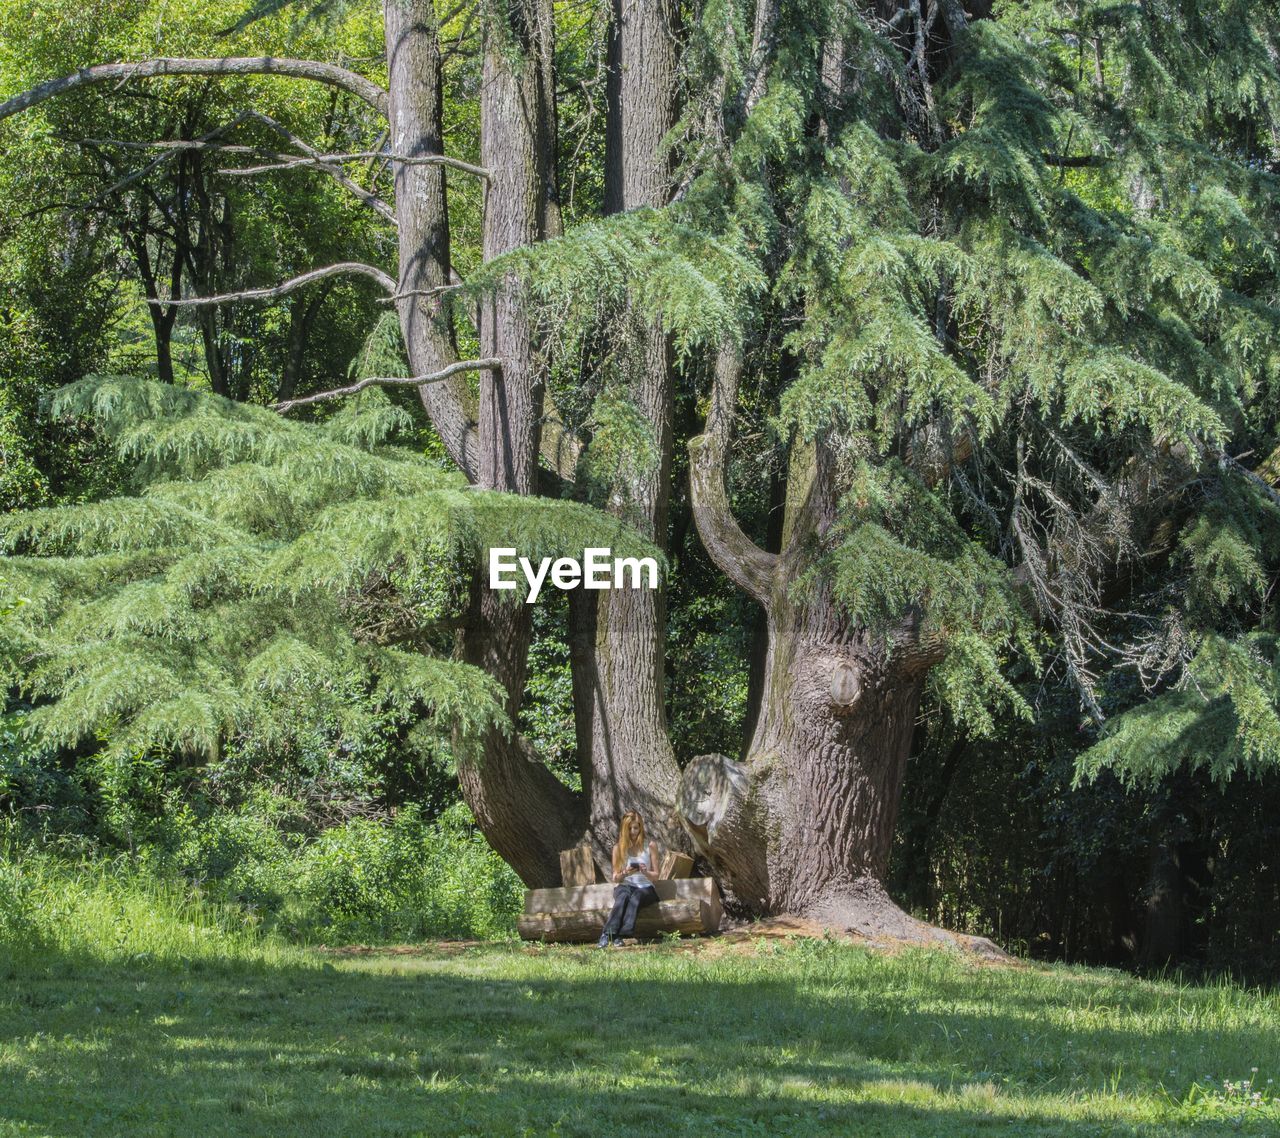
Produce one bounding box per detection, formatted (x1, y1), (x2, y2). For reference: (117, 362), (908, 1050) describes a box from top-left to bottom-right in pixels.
(235, 110), (397, 223)
(383, 284), (465, 304)
(72, 113), (253, 212)
(64, 139), (488, 181)
(149, 262), (397, 307)
(274, 358), (503, 413)
(1219, 449), (1280, 510)
(0, 58), (389, 123)
(223, 151), (490, 179)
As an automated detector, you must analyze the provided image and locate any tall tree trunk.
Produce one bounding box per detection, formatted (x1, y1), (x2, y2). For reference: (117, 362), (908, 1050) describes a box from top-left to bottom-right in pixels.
(454, 0), (585, 885)
(573, 0), (684, 860)
(276, 283), (330, 404)
(130, 231), (179, 386)
(680, 347), (968, 940)
(383, 0), (478, 479)
(682, 579), (929, 928)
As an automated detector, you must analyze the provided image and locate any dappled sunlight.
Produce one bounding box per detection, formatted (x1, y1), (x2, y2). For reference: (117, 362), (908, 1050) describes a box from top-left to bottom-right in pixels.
(3, 941), (1278, 1135)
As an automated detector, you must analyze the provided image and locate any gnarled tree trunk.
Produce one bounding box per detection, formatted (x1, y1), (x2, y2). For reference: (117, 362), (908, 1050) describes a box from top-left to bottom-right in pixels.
(680, 346), (963, 941)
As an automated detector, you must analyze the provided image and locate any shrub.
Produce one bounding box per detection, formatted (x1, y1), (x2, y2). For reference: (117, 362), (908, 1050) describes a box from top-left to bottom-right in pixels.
(289, 802), (523, 942)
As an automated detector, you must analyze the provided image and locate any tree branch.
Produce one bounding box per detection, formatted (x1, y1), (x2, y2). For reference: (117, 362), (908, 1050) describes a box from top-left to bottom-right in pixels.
(1043, 152), (1108, 168)
(222, 151), (489, 179)
(148, 262), (397, 306)
(0, 58), (389, 123)
(1219, 449), (1280, 510)
(687, 344), (778, 605)
(71, 113), (252, 212)
(274, 357), (502, 413)
(235, 109), (397, 223)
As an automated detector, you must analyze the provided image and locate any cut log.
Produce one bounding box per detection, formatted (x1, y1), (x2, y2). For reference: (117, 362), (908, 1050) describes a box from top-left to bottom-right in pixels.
(558, 844), (597, 886)
(518, 899), (714, 943)
(657, 851), (694, 880)
(519, 877), (723, 942)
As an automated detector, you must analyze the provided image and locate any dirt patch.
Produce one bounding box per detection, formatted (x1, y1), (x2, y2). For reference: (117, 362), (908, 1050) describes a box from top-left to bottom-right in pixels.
(318, 916), (1022, 967)
(638, 916), (1020, 966)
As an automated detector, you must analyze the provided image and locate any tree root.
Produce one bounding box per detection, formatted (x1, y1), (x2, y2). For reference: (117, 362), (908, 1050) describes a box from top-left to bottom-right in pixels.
(802, 878), (1010, 961)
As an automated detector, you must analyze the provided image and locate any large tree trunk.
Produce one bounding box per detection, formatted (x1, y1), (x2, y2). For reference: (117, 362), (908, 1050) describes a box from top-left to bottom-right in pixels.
(680, 347), (973, 942)
(679, 585), (929, 932)
(573, 0), (684, 860)
(453, 0), (586, 886)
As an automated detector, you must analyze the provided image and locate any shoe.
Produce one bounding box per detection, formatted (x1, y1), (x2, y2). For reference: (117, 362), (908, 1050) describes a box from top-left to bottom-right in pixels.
(596, 933), (612, 948)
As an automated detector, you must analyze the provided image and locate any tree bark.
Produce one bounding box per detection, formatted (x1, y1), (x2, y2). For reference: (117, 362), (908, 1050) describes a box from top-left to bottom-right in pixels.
(574, 0), (684, 860)
(681, 350), (982, 944)
(384, 0), (479, 479)
(454, 0), (586, 886)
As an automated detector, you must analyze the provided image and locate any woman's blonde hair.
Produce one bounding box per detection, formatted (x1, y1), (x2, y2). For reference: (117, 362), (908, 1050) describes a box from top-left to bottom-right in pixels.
(611, 811), (646, 877)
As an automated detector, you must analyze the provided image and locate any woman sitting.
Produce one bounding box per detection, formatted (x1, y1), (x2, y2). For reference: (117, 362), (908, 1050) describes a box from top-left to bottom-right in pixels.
(597, 811), (659, 948)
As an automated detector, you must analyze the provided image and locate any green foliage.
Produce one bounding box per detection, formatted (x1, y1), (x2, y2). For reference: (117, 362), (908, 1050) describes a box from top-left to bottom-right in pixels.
(0, 376), (657, 770)
(468, 207), (765, 365)
(0, 835), (303, 969)
(1078, 633), (1280, 787)
(157, 797), (522, 941)
(288, 802), (523, 940)
(803, 460), (1034, 733)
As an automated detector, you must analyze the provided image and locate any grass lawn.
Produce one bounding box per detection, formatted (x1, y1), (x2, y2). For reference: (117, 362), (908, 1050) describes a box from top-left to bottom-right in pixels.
(1, 933), (1277, 1137)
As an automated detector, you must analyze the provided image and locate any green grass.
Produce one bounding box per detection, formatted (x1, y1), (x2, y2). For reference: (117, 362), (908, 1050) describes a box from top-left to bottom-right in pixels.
(1, 856), (1278, 1136)
(3, 943), (1279, 1135)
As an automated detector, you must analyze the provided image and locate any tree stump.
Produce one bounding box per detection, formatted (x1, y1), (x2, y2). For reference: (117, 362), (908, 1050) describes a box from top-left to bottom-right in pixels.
(657, 851), (694, 879)
(558, 844), (597, 886)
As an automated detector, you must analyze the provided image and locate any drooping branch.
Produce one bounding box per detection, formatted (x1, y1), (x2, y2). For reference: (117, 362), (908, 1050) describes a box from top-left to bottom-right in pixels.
(274, 358), (502, 413)
(687, 344), (778, 605)
(146, 261), (397, 306)
(1218, 448), (1280, 510)
(0, 58), (389, 123)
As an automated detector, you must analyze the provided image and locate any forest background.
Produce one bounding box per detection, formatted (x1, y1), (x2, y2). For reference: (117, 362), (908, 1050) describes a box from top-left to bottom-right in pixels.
(0, 0), (1279, 981)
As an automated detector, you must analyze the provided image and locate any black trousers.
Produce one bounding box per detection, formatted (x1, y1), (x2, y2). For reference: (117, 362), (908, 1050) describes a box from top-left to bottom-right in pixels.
(602, 882), (659, 937)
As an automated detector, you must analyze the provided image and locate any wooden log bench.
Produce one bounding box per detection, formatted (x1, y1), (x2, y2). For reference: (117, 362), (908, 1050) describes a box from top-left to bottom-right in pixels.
(518, 876), (722, 943)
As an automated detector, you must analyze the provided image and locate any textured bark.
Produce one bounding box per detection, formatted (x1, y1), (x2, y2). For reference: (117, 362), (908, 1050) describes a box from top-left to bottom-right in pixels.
(454, 0), (586, 887)
(681, 354), (983, 944)
(476, 0), (557, 494)
(678, 560), (960, 937)
(384, 0), (478, 479)
(573, 0), (684, 860)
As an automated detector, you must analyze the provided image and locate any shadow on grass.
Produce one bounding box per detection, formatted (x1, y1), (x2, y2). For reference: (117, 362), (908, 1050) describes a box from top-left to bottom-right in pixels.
(0, 943), (1271, 1137)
